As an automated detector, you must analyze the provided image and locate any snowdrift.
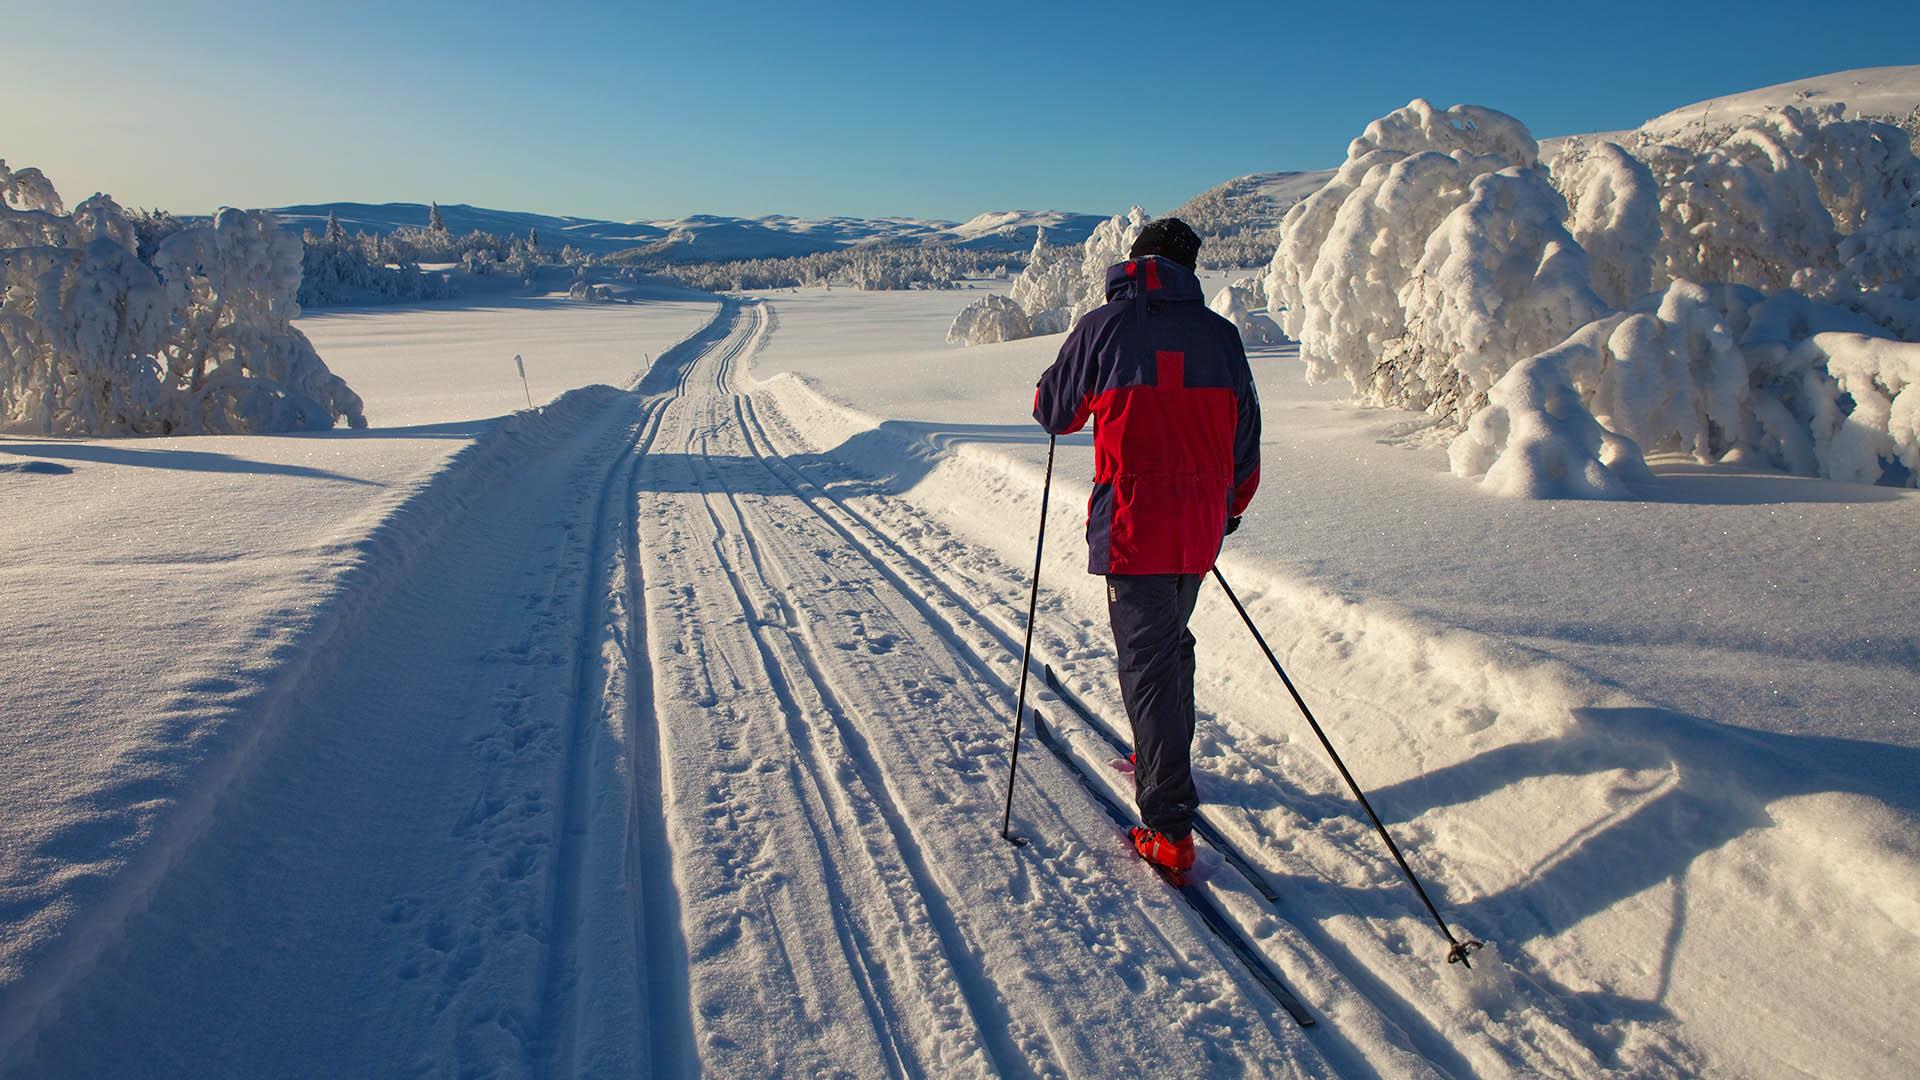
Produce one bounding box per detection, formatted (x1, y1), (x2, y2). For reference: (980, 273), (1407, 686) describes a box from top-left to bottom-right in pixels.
(1, 159), (365, 435)
(1266, 97), (1920, 496)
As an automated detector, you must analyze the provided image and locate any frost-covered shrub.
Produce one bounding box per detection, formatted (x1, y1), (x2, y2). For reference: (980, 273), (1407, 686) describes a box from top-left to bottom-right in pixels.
(1447, 341), (1652, 499)
(0, 159), (364, 435)
(1208, 283), (1284, 345)
(946, 293), (1031, 345)
(1393, 168), (1610, 423)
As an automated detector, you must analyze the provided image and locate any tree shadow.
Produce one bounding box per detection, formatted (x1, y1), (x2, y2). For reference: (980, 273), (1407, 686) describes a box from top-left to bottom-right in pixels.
(0, 442), (384, 486)
(1638, 462), (1911, 505)
(0, 459), (74, 476)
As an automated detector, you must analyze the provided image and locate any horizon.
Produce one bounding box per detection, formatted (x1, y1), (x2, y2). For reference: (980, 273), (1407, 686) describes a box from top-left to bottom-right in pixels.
(6, 1), (1919, 223)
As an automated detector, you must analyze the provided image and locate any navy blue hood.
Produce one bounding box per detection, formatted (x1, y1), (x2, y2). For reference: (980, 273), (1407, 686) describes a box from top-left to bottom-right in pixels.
(1104, 255), (1205, 305)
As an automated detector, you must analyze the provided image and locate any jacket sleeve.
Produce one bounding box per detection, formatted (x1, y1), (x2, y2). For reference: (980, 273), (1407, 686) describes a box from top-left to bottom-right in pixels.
(1033, 319), (1098, 435)
(1228, 335), (1261, 516)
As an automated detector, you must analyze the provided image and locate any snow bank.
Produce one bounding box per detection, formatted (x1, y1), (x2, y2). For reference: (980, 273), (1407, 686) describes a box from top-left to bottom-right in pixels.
(1, 159), (364, 435)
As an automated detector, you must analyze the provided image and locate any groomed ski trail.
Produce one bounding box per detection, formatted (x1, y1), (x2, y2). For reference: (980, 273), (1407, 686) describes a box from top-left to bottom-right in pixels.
(634, 301), (1334, 1078)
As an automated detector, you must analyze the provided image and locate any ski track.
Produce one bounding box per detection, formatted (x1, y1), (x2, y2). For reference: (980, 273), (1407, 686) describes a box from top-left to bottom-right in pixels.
(3, 288), (1686, 1079)
(639, 302), (1317, 1078)
(733, 324), (1705, 1076)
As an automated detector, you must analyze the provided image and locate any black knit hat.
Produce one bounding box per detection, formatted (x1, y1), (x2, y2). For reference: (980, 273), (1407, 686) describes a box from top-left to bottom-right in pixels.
(1128, 217), (1202, 269)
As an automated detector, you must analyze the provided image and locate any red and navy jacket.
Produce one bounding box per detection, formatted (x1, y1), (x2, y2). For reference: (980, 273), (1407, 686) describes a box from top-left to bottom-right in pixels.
(1034, 256), (1261, 575)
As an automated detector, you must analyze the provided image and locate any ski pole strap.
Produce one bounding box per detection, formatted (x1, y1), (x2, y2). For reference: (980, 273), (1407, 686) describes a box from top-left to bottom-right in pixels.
(1209, 567), (1486, 969)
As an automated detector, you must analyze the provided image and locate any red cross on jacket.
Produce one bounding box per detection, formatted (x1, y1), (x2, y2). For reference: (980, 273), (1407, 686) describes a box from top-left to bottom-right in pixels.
(1034, 255), (1262, 575)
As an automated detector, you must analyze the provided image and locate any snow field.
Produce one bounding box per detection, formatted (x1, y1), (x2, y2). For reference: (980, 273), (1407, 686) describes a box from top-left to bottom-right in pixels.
(0, 292), (720, 1074)
(743, 291), (1918, 1077)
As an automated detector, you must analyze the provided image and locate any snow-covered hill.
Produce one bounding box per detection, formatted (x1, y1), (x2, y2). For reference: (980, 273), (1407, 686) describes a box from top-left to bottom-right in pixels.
(270, 201), (671, 254)
(1641, 63), (1920, 139)
(267, 202), (1108, 263)
(1538, 63), (1920, 158)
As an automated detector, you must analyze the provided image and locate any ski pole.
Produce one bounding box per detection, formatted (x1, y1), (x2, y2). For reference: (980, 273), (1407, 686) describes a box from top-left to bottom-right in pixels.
(1000, 434), (1056, 846)
(1210, 567), (1485, 969)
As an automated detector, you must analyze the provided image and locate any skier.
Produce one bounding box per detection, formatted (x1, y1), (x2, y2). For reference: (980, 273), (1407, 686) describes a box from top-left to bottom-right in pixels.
(1032, 218), (1260, 873)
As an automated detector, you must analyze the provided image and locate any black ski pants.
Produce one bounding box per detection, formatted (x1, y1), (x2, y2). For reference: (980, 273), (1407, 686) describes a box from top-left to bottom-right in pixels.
(1106, 572), (1203, 838)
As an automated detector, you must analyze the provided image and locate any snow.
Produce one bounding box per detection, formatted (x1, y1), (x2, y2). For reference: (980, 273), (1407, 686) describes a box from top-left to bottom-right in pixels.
(3, 164), (364, 435)
(1638, 64), (1920, 142)
(5, 62), (1920, 1080)
(737, 284), (1920, 1078)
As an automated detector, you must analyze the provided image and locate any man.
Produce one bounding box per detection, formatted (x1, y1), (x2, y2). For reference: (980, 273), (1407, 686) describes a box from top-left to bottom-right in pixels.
(1032, 218), (1260, 873)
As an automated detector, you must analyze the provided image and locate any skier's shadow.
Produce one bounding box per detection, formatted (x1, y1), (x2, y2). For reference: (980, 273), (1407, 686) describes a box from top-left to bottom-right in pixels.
(634, 421), (1088, 500)
(1256, 706), (1920, 1028)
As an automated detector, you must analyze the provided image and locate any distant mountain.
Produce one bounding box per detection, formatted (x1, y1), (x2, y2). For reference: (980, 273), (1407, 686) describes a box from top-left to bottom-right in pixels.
(267, 202), (1106, 263)
(270, 202), (669, 255)
(944, 210), (1110, 251)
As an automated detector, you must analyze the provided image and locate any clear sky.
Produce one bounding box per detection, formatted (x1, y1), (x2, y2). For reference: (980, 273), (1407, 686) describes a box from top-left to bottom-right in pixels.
(5, 0), (1917, 223)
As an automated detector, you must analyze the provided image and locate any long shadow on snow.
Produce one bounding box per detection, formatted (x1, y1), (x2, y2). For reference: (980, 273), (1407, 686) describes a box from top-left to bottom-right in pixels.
(0, 441), (383, 486)
(1267, 706), (1920, 1026)
(639, 421), (1089, 499)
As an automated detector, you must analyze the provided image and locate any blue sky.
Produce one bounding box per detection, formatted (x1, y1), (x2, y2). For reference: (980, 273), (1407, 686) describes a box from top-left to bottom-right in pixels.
(6, 0), (1917, 222)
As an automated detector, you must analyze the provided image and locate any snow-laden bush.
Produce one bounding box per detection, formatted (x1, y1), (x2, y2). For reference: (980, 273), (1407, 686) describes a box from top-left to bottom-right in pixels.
(1554, 141), (1661, 308)
(1447, 338), (1653, 499)
(1393, 168), (1610, 423)
(946, 293), (1031, 345)
(1208, 282), (1284, 345)
(0, 159), (364, 435)
(1798, 332), (1920, 482)
(1265, 101), (1545, 406)
(1550, 105), (1920, 335)
(950, 208), (1148, 346)
(1452, 280), (1919, 493)
(1271, 96), (1920, 496)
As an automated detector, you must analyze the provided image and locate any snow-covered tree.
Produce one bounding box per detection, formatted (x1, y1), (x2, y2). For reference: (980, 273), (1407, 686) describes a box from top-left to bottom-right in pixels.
(1392, 167), (1610, 423)
(946, 293), (1031, 345)
(949, 208), (1149, 346)
(1553, 141), (1660, 308)
(1208, 281), (1284, 345)
(1277, 97), (1920, 497)
(428, 201), (447, 233)
(1, 158), (365, 435)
